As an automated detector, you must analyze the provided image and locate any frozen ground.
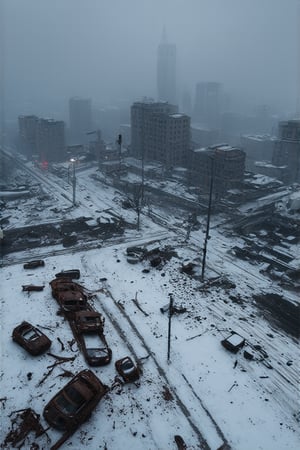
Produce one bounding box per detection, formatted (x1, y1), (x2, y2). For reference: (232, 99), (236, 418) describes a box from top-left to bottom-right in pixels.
(0, 160), (299, 450)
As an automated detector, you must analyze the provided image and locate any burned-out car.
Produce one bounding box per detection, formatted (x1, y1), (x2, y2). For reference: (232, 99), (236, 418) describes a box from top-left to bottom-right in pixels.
(50, 278), (84, 295)
(50, 278), (88, 313)
(55, 290), (88, 313)
(72, 311), (111, 366)
(43, 369), (108, 431)
(115, 356), (140, 383)
(55, 269), (81, 280)
(73, 311), (105, 334)
(23, 260), (45, 269)
(12, 321), (51, 355)
(80, 334), (112, 366)
(221, 332), (245, 353)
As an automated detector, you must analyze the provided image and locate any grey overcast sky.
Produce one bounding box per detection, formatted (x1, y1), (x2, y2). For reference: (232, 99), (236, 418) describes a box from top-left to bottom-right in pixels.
(2, 0), (299, 119)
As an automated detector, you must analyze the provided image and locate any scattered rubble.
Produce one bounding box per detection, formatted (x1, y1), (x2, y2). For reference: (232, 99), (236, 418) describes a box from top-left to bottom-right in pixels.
(22, 285), (45, 292)
(1, 408), (50, 449)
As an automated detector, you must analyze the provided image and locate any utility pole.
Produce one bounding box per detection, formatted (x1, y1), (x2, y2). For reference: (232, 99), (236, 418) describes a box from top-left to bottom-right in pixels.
(117, 134), (122, 178)
(167, 293), (174, 362)
(70, 158), (76, 206)
(201, 158), (214, 281)
(140, 143), (146, 206)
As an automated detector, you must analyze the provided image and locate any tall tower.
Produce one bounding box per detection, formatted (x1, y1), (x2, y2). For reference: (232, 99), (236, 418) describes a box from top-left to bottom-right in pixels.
(193, 82), (222, 128)
(36, 118), (65, 163)
(69, 97), (92, 144)
(157, 28), (176, 105)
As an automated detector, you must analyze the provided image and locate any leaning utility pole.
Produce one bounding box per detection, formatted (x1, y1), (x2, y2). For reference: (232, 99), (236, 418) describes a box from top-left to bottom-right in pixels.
(117, 134), (122, 178)
(201, 158), (214, 281)
(167, 293), (174, 362)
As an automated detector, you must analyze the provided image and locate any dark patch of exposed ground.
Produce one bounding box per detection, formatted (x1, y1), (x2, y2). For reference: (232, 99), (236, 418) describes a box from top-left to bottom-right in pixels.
(253, 293), (300, 339)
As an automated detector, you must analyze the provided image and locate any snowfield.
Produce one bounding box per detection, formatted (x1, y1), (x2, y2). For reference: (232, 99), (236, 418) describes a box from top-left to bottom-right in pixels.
(0, 160), (299, 450)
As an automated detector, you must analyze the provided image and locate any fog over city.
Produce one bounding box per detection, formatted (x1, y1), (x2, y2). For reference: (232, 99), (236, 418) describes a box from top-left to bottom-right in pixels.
(1, 2), (300, 450)
(2, 0), (299, 120)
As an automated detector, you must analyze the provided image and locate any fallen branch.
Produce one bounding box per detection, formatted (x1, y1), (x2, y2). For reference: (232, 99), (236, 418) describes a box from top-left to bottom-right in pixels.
(37, 354), (76, 386)
(186, 329), (208, 341)
(3, 408), (50, 448)
(47, 353), (75, 362)
(67, 339), (77, 352)
(57, 368), (74, 378)
(228, 381), (238, 392)
(132, 292), (149, 317)
(57, 338), (65, 352)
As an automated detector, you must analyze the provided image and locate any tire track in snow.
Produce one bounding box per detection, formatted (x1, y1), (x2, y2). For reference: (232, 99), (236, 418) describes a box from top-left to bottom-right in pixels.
(92, 286), (229, 450)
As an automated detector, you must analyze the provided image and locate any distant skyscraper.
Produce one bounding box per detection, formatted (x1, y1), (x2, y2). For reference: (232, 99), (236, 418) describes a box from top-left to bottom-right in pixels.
(157, 29), (176, 105)
(193, 82), (222, 128)
(36, 118), (65, 162)
(69, 97), (92, 144)
(18, 115), (38, 158)
(272, 119), (300, 183)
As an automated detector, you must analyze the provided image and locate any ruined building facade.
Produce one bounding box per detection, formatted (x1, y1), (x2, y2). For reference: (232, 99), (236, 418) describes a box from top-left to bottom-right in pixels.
(272, 119), (300, 183)
(36, 119), (65, 163)
(130, 100), (190, 168)
(18, 116), (65, 163)
(18, 115), (39, 158)
(188, 144), (246, 195)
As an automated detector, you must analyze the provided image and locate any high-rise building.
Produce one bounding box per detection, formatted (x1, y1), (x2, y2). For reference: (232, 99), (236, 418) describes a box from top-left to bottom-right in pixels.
(157, 29), (176, 105)
(272, 119), (300, 183)
(131, 100), (178, 159)
(69, 97), (92, 144)
(188, 144), (245, 195)
(240, 134), (275, 172)
(18, 115), (38, 158)
(193, 82), (222, 128)
(36, 118), (65, 162)
(131, 100), (190, 168)
(94, 106), (121, 142)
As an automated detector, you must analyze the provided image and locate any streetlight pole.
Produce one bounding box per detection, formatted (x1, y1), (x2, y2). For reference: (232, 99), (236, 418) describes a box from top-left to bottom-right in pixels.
(201, 158), (214, 281)
(70, 158), (76, 206)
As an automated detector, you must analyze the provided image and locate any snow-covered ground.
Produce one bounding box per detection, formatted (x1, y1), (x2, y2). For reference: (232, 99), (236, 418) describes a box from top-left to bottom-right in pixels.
(0, 161), (299, 450)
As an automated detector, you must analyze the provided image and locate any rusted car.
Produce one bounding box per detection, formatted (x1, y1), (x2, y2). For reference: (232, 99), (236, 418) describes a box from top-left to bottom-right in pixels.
(73, 311), (105, 334)
(55, 269), (80, 280)
(80, 334), (112, 366)
(12, 321), (51, 355)
(43, 369), (108, 432)
(72, 311), (111, 366)
(115, 356), (140, 383)
(50, 278), (88, 313)
(221, 332), (245, 353)
(23, 260), (45, 269)
(50, 278), (83, 295)
(56, 290), (88, 313)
